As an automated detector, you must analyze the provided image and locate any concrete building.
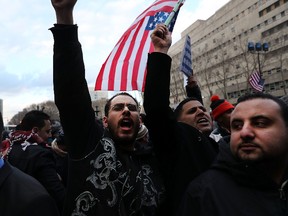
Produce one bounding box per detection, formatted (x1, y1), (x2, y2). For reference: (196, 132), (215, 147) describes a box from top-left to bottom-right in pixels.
(88, 87), (108, 102)
(168, 0), (288, 108)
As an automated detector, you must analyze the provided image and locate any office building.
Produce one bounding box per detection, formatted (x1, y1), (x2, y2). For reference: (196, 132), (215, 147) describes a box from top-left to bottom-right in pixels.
(168, 0), (288, 107)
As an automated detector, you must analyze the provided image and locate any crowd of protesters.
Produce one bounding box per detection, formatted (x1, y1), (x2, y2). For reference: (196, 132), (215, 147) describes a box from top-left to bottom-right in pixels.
(1, 0), (288, 216)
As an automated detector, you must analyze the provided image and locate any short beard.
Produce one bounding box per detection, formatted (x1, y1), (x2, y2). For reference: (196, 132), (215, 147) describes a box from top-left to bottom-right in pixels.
(107, 126), (137, 148)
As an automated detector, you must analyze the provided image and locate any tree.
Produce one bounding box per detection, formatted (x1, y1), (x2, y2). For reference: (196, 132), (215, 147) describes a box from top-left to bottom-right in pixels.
(8, 100), (60, 125)
(193, 46), (214, 104)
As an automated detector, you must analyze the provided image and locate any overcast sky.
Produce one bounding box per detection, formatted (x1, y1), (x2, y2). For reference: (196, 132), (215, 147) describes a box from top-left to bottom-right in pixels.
(0, 0), (230, 123)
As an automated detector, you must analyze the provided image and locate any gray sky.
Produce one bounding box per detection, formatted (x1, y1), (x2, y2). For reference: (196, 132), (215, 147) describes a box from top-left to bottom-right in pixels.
(0, 0), (230, 123)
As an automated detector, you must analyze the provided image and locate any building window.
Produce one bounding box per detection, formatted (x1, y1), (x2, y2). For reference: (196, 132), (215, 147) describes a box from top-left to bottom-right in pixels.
(274, 1), (280, 8)
(259, 10), (263, 17)
(266, 6), (271, 13)
(276, 68), (281, 73)
(270, 83), (275, 91)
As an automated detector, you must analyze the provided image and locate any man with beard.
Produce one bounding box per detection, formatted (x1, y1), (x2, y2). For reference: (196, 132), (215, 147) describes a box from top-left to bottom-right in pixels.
(179, 93), (288, 216)
(49, 0), (165, 215)
(144, 24), (219, 216)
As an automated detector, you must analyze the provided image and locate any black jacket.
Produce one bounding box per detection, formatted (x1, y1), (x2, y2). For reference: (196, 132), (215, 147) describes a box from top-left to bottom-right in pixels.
(0, 161), (60, 216)
(186, 84), (203, 104)
(179, 140), (288, 216)
(144, 52), (219, 216)
(7, 142), (65, 211)
(51, 24), (165, 216)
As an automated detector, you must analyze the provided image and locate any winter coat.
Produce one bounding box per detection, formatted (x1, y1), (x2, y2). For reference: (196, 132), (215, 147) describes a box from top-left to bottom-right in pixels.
(51, 24), (166, 216)
(0, 161), (60, 216)
(144, 52), (219, 216)
(179, 139), (288, 216)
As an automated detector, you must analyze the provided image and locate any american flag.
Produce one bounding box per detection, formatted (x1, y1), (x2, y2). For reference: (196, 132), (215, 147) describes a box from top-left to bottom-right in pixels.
(95, 0), (183, 92)
(249, 71), (265, 92)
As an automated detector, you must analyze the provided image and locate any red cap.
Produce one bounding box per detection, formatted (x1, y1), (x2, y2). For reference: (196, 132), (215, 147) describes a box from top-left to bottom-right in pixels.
(210, 95), (234, 120)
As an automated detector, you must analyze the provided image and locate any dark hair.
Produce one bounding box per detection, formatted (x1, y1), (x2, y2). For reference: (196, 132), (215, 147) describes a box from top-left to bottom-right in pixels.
(237, 92), (288, 126)
(20, 110), (50, 131)
(104, 92), (139, 116)
(174, 97), (202, 119)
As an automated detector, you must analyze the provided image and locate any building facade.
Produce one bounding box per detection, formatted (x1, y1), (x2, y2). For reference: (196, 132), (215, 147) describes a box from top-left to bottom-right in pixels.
(168, 0), (288, 107)
(88, 88), (109, 118)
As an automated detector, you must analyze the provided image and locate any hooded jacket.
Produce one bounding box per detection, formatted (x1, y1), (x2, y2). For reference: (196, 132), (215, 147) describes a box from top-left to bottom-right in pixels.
(179, 139), (288, 216)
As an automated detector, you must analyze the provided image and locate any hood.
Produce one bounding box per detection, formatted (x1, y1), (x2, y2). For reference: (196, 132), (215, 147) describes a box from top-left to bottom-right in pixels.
(212, 137), (280, 190)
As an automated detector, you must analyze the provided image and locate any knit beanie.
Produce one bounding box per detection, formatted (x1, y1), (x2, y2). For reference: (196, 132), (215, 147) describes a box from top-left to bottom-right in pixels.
(210, 95), (234, 120)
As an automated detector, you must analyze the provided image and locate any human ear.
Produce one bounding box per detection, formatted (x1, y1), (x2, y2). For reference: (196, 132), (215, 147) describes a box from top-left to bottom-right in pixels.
(102, 116), (108, 128)
(32, 127), (39, 133)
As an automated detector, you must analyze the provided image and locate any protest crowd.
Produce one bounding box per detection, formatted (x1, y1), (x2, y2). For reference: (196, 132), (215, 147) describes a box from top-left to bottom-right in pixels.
(1, 0), (288, 216)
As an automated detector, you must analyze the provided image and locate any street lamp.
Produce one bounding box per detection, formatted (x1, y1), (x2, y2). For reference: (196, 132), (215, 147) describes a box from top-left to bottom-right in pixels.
(247, 42), (269, 75)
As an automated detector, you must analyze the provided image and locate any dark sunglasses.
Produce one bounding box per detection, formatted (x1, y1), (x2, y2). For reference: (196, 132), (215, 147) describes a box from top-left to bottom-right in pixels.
(111, 103), (138, 112)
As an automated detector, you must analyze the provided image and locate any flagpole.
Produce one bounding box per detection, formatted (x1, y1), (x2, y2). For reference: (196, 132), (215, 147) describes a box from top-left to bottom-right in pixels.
(164, 0), (185, 26)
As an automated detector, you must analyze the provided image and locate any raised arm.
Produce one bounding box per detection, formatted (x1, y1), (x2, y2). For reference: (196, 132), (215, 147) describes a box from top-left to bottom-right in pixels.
(50, 0), (100, 159)
(144, 24), (177, 175)
(144, 24), (173, 119)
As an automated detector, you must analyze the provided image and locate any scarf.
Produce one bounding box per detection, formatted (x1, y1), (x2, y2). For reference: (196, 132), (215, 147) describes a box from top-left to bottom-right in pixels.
(4, 130), (48, 159)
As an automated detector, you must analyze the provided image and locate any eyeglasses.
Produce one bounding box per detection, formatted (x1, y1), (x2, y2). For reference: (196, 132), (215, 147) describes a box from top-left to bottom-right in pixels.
(111, 103), (138, 112)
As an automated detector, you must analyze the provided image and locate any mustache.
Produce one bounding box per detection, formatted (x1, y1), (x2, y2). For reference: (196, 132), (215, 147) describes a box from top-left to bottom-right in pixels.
(238, 142), (260, 148)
